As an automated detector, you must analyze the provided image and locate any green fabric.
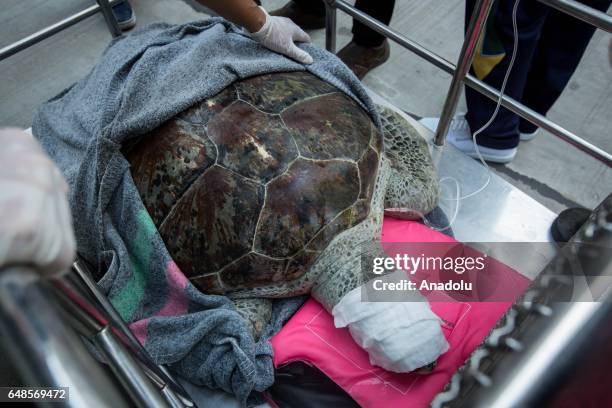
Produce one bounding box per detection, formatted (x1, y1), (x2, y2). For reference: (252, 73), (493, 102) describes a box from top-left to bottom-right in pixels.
(472, 1), (506, 80)
(109, 209), (155, 321)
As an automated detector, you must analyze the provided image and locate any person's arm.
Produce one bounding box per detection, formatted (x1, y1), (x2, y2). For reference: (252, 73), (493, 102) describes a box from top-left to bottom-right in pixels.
(199, 0), (266, 32)
(197, 0), (313, 64)
(0, 128), (75, 276)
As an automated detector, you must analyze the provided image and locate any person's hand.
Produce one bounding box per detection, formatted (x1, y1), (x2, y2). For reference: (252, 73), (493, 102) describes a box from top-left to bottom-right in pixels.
(0, 128), (76, 276)
(250, 7), (313, 65)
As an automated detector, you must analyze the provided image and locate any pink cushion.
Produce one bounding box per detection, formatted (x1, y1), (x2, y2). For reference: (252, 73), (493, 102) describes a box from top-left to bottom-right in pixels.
(271, 217), (530, 407)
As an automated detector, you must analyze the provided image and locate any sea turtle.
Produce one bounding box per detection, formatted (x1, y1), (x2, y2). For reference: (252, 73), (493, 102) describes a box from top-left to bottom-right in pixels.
(123, 71), (441, 367)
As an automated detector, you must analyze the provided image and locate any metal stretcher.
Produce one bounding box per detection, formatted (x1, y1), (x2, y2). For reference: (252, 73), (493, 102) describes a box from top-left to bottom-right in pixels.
(0, 0), (610, 407)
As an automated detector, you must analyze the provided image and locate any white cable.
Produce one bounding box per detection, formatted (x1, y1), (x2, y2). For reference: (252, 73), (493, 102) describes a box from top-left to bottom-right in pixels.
(422, 0), (521, 232)
(458, 0), (521, 200)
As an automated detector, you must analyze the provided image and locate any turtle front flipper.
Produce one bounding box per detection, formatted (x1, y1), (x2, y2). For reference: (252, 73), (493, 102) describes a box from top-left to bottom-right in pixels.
(378, 105), (440, 219)
(231, 297), (272, 341)
(312, 242), (449, 373)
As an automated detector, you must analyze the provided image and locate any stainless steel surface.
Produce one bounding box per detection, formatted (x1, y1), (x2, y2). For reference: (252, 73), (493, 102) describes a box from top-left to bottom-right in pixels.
(161, 384), (191, 408)
(538, 0), (612, 33)
(476, 302), (611, 408)
(158, 365), (194, 407)
(94, 326), (169, 408)
(440, 196), (612, 408)
(0, 0), (122, 61)
(436, 144), (557, 244)
(0, 267), (128, 408)
(97, 0), (122, 38)
(324, 0), (337, 53)
(53, 279), (106, 335)
(72, 259), (194, 407)
(433, 0), (494, 147)
(325, 0), (612, 167)
(53, 273), (188, 407)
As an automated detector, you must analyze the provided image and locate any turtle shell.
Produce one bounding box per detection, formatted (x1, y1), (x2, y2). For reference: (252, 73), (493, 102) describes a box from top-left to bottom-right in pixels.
(124, 71), (381, 294)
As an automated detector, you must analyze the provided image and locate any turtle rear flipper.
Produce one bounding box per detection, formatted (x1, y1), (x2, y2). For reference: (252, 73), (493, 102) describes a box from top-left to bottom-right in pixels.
(232, 297), (272, 341)
(377, 105), (440, 220)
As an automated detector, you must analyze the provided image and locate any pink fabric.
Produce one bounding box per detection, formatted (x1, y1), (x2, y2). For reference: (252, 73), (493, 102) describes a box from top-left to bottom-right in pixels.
(129, 261), (190, 345)
(271, 217), (530, 407)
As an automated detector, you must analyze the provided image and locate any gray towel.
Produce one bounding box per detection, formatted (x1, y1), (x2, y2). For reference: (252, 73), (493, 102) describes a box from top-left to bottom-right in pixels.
(32, 18), (378, 405)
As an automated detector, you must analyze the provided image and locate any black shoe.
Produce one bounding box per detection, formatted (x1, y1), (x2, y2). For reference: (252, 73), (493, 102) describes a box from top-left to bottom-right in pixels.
(551, 207), (592, 243)
(112, 1), (137, 31)
(270, 1), (326, 30)
(337, 40), (391, 80)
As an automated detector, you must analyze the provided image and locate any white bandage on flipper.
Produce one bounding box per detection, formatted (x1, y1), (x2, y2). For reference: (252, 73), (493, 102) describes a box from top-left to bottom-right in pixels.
(332, 285), (449, 373)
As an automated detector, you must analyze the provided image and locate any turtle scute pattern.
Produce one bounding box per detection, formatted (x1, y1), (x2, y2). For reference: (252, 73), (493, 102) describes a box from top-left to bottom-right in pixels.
(378, 106), (440, 218)
(123, 71), (382, 296)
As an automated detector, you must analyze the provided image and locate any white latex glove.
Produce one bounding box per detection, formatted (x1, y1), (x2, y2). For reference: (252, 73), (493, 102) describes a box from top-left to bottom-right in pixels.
(0, 128), (75, 276)
(250, 7), (313, 65)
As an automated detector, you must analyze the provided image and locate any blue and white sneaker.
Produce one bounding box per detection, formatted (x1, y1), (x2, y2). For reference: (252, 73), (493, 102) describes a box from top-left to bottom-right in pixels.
(112, 1), (137, 31)
(519, 129), (539, 141)
(420, 115), (517, 164)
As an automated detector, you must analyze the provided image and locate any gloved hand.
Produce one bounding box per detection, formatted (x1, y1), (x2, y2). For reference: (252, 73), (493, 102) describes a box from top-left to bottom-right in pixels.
(250, 7), (313, 65)
(0, 128), (76, 276)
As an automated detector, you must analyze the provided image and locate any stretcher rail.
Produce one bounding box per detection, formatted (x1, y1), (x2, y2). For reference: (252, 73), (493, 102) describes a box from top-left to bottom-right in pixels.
(0, 267), (129, 407)
(324, 0), (612, 167)
(0, 262), (194, 407)
(539, 0), (612, 32)
(0, 0), (121, 62)
(71, 259), (195, 407)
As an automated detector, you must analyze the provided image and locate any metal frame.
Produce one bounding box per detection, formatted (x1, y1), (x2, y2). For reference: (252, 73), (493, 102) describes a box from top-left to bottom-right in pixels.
(62, 259), (194, 407)
(324, 0), (612, 167)
(0, 267), (129, 408)
(0, 261), (195, 407)
(0, 0), (122, 62)
(431, 194), (612, 407)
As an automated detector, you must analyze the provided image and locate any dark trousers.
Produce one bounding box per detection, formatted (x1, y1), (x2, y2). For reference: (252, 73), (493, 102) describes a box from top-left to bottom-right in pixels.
(292, 0), (396, 47)
(464, 0), (611, 149)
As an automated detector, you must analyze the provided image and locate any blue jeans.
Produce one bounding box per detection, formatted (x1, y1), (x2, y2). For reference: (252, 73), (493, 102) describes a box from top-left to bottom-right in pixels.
(291, 0), (396, 47)
(464, 0), (611, 149)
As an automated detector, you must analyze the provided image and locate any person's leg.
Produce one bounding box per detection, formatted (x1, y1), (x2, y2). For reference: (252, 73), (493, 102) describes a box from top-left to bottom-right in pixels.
(112, 0), (137, 31)
(519, 0), (612, 135)
(352, 0), (396, 47)
(290, 0), (326, 16)
(337, 0), (396, 79)
(270, 0), (326, 30)
(464, 0), (549, 150)
(421, 0), (550, 161)
(273, 0), (397, 36)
